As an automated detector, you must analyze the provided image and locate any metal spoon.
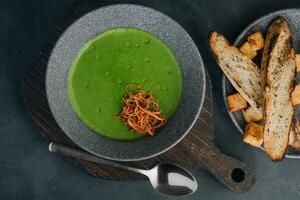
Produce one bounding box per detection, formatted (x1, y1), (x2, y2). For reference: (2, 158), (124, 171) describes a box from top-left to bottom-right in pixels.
(49, 142), (197, 196)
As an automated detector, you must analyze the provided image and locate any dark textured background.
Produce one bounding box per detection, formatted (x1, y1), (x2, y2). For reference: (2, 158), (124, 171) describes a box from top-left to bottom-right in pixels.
(1, 0), (300, 199)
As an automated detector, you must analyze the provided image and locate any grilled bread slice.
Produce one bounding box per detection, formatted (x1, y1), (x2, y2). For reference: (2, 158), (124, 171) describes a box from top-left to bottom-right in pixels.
(261, 18), (296, 161)
(210, 32), (262, 114)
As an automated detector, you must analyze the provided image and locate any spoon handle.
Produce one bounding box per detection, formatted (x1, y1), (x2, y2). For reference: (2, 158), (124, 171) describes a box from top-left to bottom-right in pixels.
(49, 142), (146, 175)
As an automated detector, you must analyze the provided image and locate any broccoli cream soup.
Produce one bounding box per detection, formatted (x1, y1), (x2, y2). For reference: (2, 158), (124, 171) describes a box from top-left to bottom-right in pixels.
(68, 28), (182, 140)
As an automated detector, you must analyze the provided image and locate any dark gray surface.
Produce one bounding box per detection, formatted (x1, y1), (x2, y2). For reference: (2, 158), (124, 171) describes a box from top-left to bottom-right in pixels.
(2, 0), (300, 199)
(46, 4), (205, 161)
(223, 9), (300, 157)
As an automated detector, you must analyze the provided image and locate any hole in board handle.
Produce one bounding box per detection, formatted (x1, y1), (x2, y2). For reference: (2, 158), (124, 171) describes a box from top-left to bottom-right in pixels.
(231, 168), (245, 183)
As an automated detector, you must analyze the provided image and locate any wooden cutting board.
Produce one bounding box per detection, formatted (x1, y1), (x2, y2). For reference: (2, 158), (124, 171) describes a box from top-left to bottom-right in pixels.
(22, 1), (255, 192)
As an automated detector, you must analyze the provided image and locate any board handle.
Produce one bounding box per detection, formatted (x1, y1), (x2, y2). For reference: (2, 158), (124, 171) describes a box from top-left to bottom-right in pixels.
(196, 145), (255, 192)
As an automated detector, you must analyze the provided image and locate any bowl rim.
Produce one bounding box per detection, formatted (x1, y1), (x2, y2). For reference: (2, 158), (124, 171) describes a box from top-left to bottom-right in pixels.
(46, 4), (206, 161)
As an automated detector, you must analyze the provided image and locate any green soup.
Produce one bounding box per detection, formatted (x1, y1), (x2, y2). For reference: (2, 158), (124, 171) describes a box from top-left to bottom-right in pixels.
(68, 28), (182, 140)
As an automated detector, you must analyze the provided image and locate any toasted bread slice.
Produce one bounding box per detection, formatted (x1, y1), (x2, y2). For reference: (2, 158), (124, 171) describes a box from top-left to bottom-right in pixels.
(261, 18), (296, 161)
(210, 32), (262, 114)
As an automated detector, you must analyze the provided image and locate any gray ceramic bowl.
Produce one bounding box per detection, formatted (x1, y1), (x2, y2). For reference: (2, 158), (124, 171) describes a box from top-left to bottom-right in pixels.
(222, 9), (300, 158)
(46, 4), (205, 161)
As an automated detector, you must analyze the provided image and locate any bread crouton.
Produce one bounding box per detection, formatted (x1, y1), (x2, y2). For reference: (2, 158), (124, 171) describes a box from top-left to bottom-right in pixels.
(243, 122), (263, 147)
(292, 84), (300, 105)
(295, 54), (300, 72)
(247, 31), (264, 51)
(289, 122), (300, 148)
(226, 93), (247, 112)
(242, 106), (263, 123)
(239, 42), (257, 59)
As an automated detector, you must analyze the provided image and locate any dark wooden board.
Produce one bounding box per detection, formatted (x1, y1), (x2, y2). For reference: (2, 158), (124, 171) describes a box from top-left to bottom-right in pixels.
(22, 1), (255, 192)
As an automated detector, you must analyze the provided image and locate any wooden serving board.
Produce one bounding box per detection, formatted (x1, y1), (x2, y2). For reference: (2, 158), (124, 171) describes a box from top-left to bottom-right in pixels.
(22, 1), (255, 192)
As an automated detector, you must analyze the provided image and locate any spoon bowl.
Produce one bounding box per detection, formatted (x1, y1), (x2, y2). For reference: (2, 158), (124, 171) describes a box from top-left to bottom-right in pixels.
(146, 162), (197, 196)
